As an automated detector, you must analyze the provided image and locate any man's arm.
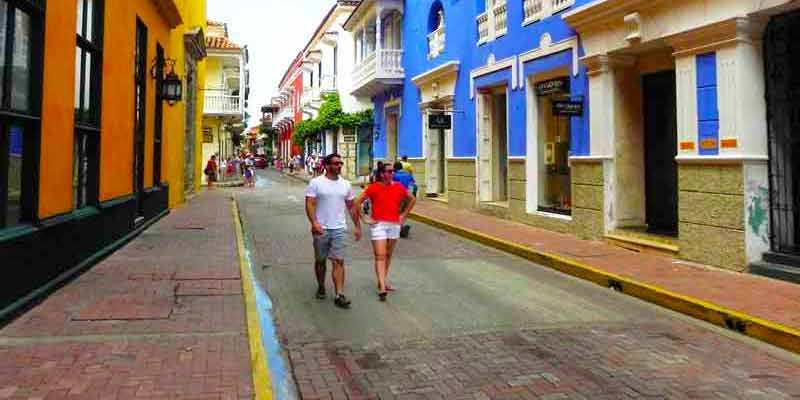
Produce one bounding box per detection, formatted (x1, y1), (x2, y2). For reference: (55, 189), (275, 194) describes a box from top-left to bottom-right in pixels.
(347, 198), (361, 227)
(305, 196), (323, 235)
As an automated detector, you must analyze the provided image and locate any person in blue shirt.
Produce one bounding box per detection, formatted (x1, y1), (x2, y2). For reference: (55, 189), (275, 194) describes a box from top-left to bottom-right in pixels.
(392, 161), (415, 191)
(393, 162), (416, 238)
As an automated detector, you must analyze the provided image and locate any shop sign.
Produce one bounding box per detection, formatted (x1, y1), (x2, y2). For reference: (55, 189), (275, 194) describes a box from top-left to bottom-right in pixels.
(428, 114), (452, 130)
(535, 78), (570, 96)
(343, 134), (356, 143)
(552, 100), (583, 116)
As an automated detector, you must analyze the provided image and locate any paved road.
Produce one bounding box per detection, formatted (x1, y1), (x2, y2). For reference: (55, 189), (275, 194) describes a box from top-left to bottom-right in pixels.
(237, 169), (800, 400)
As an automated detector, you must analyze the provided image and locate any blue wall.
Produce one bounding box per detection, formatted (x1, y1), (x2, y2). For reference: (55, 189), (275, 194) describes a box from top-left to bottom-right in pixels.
(371, 0), (593, 161)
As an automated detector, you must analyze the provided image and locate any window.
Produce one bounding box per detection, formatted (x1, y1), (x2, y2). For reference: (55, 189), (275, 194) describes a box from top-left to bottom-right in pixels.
(133, 19), (146, 216)
(0, 0), (44, 229)
(536, 79), (572, 216)
(153, 43), (163, 185)
(73, 0), (103, 209)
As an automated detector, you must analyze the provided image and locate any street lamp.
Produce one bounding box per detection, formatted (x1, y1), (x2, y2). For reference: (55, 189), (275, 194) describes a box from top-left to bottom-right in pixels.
(161, 60), (183, 106)
(151, 57), (183, 106)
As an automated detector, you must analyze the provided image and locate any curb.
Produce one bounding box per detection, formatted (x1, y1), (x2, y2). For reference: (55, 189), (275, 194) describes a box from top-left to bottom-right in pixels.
(232, 200), (274, 399)
(409, 211), (800, 355)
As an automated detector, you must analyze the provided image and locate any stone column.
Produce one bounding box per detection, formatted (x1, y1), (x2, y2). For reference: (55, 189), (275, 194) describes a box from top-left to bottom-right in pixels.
(583, 54), (640, 233)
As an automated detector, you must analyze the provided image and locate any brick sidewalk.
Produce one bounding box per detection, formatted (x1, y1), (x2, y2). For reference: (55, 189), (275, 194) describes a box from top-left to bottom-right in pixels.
(413, 199), (800, 333)
(0, 190), (254, 399)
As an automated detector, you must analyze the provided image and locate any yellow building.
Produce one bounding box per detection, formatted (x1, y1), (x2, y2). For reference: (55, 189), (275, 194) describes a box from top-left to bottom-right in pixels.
(0, 0), (207, 317)
(201, 21), (248, 184)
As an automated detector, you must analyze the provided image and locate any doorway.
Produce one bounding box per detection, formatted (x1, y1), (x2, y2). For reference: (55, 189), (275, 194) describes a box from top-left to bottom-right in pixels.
(426, 111), (447, 196)
(478, 88), (508, 203)
(642, 71), (678, 235)
(537, 93), (572, 215)
(765, 10), (800, 257)
(386, 112), (398, 162)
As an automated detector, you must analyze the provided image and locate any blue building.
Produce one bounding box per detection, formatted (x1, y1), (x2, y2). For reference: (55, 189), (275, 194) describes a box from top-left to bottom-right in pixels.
(346, 0), (601, 239)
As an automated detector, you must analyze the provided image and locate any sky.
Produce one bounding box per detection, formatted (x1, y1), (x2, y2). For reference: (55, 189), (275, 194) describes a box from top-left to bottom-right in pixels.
(207, 0), (335, 128)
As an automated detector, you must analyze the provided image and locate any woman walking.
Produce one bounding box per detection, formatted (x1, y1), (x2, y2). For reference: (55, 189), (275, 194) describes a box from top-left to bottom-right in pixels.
(354, 162), (416, 301)
(204, 155), (218, 188)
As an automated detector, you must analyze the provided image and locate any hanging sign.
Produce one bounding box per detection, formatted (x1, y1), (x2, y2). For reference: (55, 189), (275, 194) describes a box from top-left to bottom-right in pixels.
(535, 77), (570, 96)
(552, 100), (583, 116)
(428, 114), (452, 130)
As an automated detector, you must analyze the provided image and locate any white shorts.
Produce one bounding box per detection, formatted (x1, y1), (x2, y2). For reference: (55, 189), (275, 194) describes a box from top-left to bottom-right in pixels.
(370, 222), (401, 241)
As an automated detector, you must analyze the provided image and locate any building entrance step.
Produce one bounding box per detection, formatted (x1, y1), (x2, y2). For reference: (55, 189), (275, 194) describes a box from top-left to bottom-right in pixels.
(751, 252), (800, 284)
(604, 228), (679, 257)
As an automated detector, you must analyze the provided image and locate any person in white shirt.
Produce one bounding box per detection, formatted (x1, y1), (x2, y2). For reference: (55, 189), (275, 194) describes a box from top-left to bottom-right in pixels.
(304, 153), (362, 309)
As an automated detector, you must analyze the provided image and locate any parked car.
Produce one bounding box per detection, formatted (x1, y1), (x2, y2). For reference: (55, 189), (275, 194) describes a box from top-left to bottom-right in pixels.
(253, 157), (268, 169)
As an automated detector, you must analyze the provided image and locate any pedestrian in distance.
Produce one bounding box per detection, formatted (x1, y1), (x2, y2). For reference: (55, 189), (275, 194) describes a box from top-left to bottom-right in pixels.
(243, 160), (254, 187)
(354, 162), (417, 302)
(204, 155), (218, 188)
(305, 153), (362, 309)
(400, 155), (414, 177)
(392, 161), (416, 238)
(225, 157), (234, 179)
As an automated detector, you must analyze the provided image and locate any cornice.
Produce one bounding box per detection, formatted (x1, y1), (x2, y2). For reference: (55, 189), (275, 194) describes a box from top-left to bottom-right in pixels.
(562, 0), (669, 31)
(184, 27), (207, 61)
(582, 54), (636, 75)
(151, 0), (184, 28)
(669, 17), (768, 56)
(411, 61), (460, 87)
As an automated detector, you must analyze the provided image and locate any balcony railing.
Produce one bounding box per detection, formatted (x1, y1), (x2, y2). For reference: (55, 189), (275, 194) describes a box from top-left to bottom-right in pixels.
(493, 2), (507, 37)
(352, 49), (404, 94)
(552, 0), (573, 13)
(301, 87), (315, 107)
(204, 93), (242, 115)
(523, 0), (543, 22)
(477, 12), (489, 44)
(428, 25), (445, 59)
(320, 74), (337, 92)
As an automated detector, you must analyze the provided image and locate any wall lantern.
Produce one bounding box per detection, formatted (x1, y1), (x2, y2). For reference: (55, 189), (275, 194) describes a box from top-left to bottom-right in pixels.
(151, 57), (183, 106)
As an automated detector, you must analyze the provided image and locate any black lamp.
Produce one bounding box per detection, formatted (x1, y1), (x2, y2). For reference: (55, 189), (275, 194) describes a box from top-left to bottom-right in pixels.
(162, 59), (183, 106)
(151, 57), (183, 106)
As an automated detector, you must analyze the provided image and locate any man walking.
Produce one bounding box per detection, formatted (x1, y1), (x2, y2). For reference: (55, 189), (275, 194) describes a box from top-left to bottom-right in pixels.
(305, 153), (362, 309)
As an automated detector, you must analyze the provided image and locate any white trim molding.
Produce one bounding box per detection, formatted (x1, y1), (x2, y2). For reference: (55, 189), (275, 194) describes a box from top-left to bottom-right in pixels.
(518, 35), (580, 81)
(470, 54), (518, 99)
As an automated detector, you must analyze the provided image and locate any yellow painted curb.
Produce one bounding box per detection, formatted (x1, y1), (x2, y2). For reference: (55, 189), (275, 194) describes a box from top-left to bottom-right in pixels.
(232, 200), (274, 399)
(410, 211), (800, 355)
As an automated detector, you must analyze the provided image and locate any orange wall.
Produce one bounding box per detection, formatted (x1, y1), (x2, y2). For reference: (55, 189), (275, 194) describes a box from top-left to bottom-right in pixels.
(100, 1), (173, 201)
(38, 1), (179, 218)
(38, 0), (78, 219)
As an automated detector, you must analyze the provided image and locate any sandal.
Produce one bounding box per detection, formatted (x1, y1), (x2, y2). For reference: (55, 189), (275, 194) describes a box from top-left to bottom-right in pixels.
(378, 291), (388, 302)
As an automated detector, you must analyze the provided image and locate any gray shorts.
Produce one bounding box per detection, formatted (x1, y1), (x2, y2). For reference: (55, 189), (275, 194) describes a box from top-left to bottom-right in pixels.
(313, 228), (347, 262)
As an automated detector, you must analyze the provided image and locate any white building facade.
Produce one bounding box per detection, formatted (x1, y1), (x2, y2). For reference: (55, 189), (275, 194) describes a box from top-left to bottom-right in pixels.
(564, 0), (800, 278)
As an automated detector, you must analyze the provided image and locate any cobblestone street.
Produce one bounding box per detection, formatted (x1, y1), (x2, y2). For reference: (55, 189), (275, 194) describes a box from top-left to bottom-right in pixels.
(237, 170), (800, 400)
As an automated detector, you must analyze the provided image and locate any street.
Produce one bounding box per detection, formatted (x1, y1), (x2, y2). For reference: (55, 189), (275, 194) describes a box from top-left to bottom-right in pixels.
(237, 169), (800, 400)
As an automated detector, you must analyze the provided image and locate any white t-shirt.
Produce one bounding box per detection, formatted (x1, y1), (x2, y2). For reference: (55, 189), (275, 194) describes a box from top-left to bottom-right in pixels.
(305, 176), (355, 230)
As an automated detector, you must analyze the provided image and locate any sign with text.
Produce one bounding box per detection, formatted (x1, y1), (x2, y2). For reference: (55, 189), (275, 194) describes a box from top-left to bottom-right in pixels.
(535, 77), (570, 96)
(428, 114), (452, 130)
(552, 100), (583, 116)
